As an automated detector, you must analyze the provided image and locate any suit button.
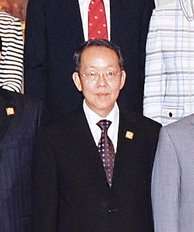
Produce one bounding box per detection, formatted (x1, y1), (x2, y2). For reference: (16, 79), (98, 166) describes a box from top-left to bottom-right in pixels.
(107, 208), (118, 213)
(169, 112), (173, 117)
(108, 209), (112, 213)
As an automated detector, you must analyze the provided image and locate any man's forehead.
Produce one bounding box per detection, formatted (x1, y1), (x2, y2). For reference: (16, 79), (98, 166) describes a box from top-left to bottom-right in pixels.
(80, 46), (118, 62)
(82, 45), (114, 53)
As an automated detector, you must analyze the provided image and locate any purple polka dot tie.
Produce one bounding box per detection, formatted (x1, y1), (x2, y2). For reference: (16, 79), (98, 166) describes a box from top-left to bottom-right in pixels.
(97, 120), (115, 186)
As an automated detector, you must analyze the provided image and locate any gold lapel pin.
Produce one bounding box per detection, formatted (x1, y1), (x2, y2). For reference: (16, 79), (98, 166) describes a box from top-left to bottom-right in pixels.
(6, 107), (15, 116)
(125, 130), (134, 140)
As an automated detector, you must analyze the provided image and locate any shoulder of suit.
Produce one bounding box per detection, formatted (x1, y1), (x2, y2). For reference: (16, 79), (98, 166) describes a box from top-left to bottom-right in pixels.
(163, 114), (194, 132)
(157, 114), (194, 145)
(42, 107), (83, 133)
(120, 110), (161, 129)
(13, 91), (41, 107)
(0, 89), (42, 113)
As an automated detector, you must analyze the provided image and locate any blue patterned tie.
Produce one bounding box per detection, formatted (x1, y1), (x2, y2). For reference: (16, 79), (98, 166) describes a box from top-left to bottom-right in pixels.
(97, 120), (115, 186)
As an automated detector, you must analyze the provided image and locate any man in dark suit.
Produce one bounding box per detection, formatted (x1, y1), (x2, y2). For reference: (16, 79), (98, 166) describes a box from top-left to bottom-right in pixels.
(32, 40), (161, 232)
(24, 0), (154, 116)
(0, 88), (42, 232)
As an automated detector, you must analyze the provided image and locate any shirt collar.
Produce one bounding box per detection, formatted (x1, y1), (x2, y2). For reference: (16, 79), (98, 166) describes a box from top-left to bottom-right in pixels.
(83, 100), (119, 124)
(83, 100), (119, 151)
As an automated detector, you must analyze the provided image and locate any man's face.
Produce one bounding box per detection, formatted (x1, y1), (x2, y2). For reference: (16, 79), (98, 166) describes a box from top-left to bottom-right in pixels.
(73, 46), (126, 117)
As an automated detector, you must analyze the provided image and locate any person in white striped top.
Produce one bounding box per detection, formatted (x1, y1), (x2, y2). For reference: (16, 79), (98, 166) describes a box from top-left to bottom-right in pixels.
(144, 0), (194, 126)
(0, 11), (24, 93)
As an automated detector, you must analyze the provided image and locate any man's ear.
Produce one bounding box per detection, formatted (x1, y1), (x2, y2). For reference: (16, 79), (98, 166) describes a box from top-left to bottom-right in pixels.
(72, 72), (82, 92)
(119, 70), (126, 90)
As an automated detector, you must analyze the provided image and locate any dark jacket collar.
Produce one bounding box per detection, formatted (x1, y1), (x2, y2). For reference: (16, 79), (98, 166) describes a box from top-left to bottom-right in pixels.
(0, 88), (17, 142)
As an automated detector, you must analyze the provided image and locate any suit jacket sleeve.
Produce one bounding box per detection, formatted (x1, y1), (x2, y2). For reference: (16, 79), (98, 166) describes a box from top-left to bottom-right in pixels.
(24, 0), (47, 100)
(32, 129), (58, 232)
(151, 127), (179, 232)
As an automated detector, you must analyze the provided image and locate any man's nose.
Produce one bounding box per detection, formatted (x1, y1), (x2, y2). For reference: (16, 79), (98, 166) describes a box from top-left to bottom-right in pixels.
(97, 72), (107, 84)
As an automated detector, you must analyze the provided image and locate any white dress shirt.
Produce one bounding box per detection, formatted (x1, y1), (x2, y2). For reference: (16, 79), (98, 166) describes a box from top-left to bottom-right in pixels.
(78, 0), (111, 40)
(83, 100), (119, 152)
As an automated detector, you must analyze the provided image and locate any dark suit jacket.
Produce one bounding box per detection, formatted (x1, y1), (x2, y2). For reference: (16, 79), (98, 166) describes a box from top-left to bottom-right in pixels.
(24, 0), (154, 116)
(0, 89), (42, 232)
(32, 107), (161, 232)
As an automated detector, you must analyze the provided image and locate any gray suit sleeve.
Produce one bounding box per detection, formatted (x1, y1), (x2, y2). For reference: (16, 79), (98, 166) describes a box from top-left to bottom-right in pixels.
(151, 127), (180, 232)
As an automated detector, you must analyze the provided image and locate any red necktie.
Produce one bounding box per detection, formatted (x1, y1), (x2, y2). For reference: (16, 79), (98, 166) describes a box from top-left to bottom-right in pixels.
(97, 120), (115, 186)
(88, 0), (108, 40)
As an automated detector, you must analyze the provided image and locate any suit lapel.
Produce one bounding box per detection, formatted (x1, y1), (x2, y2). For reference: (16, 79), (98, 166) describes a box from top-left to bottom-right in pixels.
(74, 109), (109, 189)
(0, 89), (17, 142)
(74, 109), (145, 190)
(111, 112), (141, 188)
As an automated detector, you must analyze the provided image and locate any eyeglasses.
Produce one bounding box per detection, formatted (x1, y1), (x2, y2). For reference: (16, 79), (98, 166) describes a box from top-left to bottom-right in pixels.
(79, 70), (121, 82)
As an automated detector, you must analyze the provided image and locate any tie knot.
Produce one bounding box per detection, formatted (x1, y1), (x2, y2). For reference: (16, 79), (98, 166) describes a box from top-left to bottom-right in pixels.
(97, 119), (112, 131)
(90, 0), (102, 4)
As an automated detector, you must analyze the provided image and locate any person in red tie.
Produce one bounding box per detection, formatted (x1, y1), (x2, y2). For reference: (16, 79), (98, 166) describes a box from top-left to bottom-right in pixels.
(32, 39), (161, 232)
(24, 0), (154, 118)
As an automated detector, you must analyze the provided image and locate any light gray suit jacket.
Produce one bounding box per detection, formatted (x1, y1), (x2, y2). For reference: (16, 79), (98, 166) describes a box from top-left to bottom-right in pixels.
(152, 114), (194, 232)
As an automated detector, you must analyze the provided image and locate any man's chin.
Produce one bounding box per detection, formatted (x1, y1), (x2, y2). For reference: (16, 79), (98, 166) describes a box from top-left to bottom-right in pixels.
(96, 93), (111, 101)
(94, 104), (114, 116)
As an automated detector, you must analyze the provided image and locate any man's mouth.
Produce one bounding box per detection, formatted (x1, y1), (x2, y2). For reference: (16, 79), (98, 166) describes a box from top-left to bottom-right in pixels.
(96, 92), (109, 96)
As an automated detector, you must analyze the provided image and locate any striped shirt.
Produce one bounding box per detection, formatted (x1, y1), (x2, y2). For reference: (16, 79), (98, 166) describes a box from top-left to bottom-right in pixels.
(143, 0), (194, 125)
(0, 11), (24, 93)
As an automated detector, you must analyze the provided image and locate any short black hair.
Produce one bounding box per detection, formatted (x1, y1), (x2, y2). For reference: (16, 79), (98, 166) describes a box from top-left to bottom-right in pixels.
(73, 39), (124, 72)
